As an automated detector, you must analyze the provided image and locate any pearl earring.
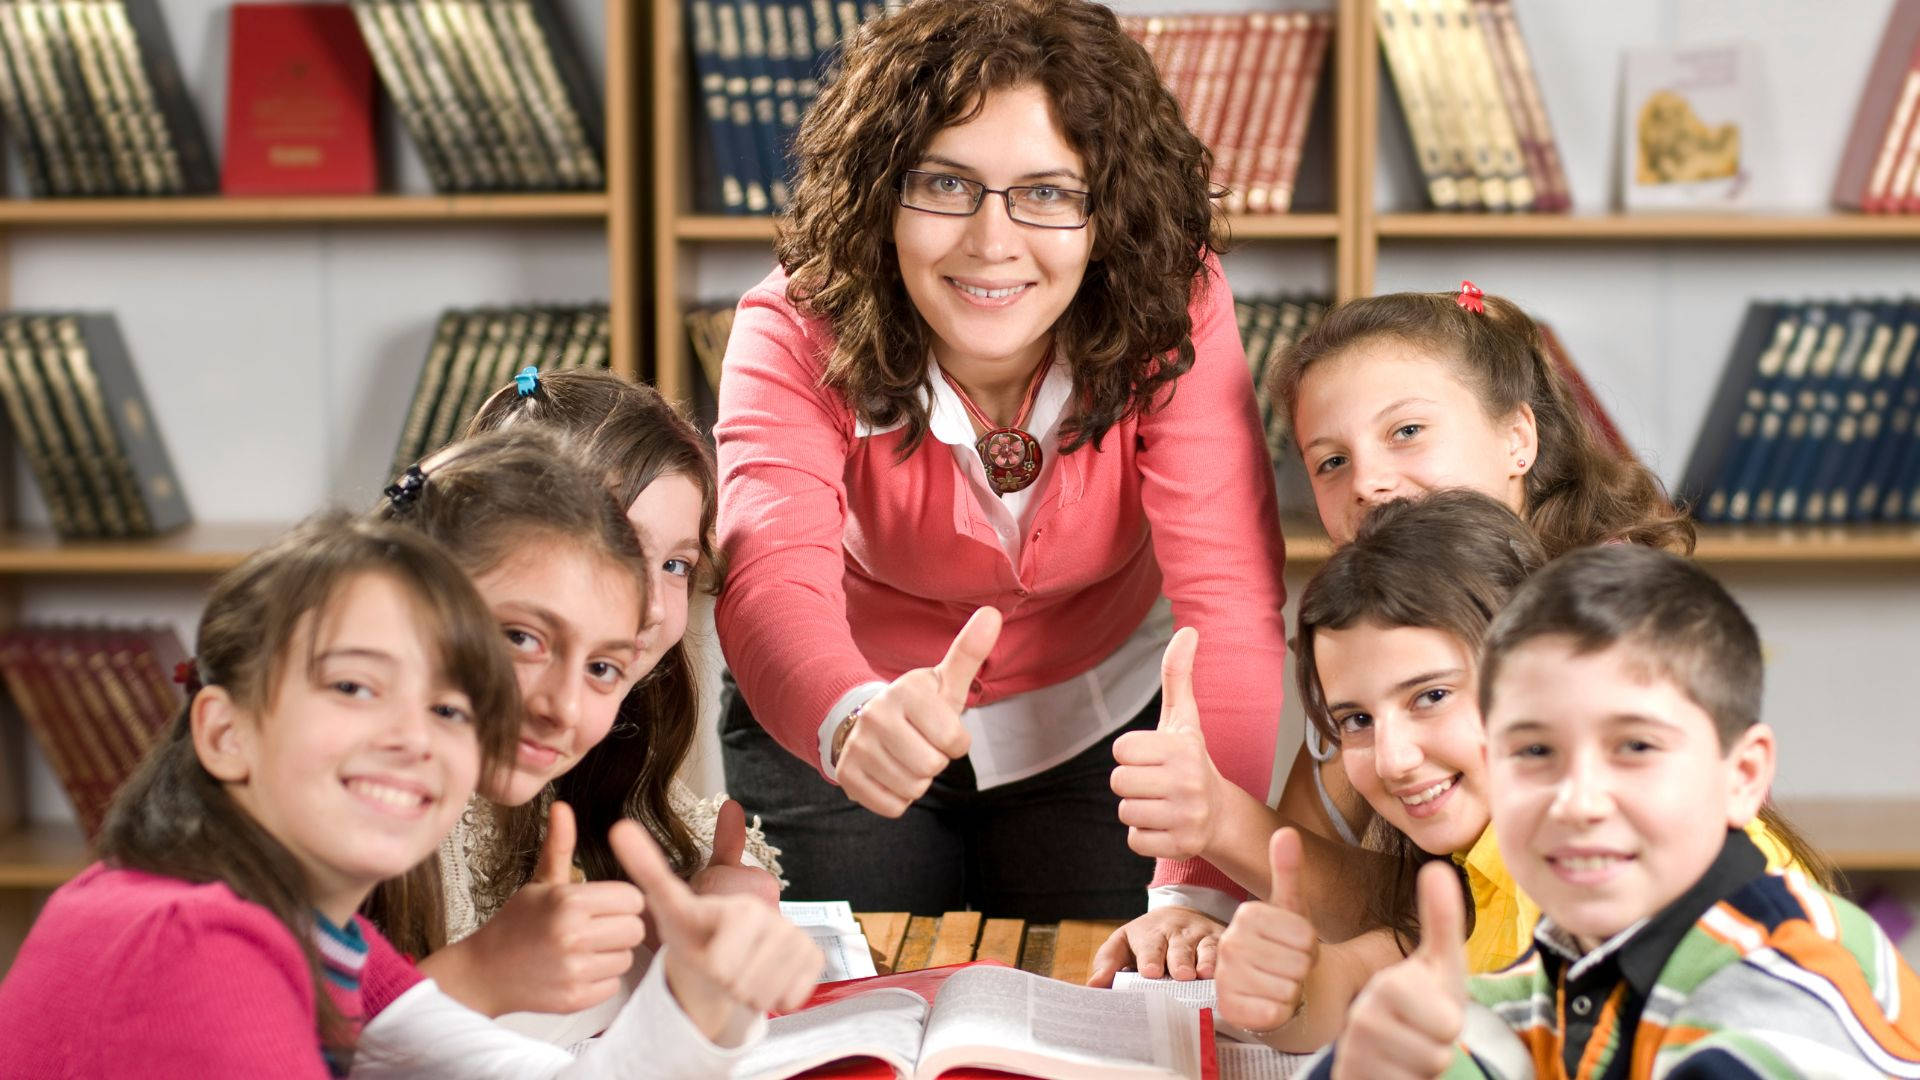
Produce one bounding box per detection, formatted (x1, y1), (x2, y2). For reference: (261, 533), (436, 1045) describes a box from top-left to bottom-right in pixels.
(1516, 458), (1528, 469)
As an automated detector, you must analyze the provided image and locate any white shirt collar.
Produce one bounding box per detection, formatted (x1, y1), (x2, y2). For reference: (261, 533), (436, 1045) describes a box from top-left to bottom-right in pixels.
(855, 352), (1072, 444)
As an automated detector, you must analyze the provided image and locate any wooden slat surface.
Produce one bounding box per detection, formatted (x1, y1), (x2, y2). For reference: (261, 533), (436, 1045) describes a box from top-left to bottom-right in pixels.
(853, 912), (910, 975)
(926, 911), (982, 968)
(1017, 923), (1055, 978)
(976, 918), (1025, 967)
(1049, 920), (1124, 985)
(895, 915), (939, 972)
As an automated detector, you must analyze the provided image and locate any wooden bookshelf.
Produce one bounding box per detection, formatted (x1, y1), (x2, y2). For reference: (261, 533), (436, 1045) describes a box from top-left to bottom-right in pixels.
(1278, 521), (1920, 573)
(0, 523), (290, 576)
(0, 823), (87, 889)
(0, 194), (610, 227)
(1377, 213), (1920, 243)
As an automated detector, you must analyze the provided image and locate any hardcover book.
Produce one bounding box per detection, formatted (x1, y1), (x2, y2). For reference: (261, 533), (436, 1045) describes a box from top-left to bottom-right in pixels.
(223, 4), (377, 195)
(1619, 41), (1772, 211)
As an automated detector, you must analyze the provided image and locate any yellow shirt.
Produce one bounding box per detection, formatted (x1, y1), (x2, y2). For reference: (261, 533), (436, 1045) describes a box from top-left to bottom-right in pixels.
(1452, 818), (1794, 974)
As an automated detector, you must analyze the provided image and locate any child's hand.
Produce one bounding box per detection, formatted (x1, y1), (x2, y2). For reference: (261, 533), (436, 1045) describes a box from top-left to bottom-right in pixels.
(1331, 861), (1467, 1080)
(1216, 827), (1318, 1033)
(611, 817), (821, 1043)
(688, 799), (780, 905)
(835, 608), (999, 818)
(1087, 905), (1225, 986)
(1111, 628), (1227, 861)
(438, 800), (646, 1017)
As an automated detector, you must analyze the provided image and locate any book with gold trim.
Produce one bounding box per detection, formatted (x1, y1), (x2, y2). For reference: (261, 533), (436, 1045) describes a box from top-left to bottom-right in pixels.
(75, 0), (166, 194)
(394, 0), (498, 189)
(26, 315), (127, 537)
(444, 0), (551, 189)
(421, 308), (491, 455)
(1375, 1), (1456, 209)
(29, 1), (112, 193)
(56, 0), (139, 192)
(1, 0), (88, 194)
(481, 0), (570, 188)
(0, 5), (49, 194)
(61, 313), (190, 534)
(3, 316), (101, 536)
(390, 308), (465, 475)
(353, 0), (464, 190)
(500, 0), (603, 189)
(110, 0), (216, 192)
(0, 320), (76, 535)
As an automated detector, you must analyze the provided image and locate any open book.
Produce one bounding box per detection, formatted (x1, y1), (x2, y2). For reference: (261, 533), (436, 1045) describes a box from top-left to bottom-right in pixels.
(732, 962), (1214, 1080)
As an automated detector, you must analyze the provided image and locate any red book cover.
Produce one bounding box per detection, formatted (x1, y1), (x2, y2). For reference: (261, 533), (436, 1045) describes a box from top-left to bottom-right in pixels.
(1212, 14), (1270, 211)
(1244, 14), (1307, 213)
(1540, 323), (1631, 459)
(1269, 14), (1333, 213)
(222, 4), (377, 195)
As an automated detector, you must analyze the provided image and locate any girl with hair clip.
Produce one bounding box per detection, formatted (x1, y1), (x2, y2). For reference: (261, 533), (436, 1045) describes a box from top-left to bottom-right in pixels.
(1204, 492), (1828, 1054)
(359, 429), (819, 1053)
(0, 514), (806, 1078)
(465, 367), (780, 906)
(715, 0), (1294, 922)
(1093, 282), (1709, 984)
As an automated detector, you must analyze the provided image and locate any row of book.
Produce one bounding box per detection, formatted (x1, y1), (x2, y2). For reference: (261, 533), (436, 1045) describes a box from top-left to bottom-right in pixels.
(1683, 299), (1920, 525)
(391, 301), (611, 478)
(0, 313), (188, 539)
(351, 0), (604, 193)
(1833, 0), (1920, 213)
(0, 624), (186, 838)
(0, 0), (215, 196)
(685, 0), (895, 215)
(1377, 0), (1570, 212)
(1117, 12), (1333, 216)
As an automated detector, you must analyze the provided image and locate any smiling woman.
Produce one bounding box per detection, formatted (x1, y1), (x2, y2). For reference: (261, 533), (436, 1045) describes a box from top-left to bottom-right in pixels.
(712, 0), (1293, 922)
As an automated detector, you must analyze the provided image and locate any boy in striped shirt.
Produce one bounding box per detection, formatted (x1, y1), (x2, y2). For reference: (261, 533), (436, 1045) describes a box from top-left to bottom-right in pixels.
(1311, 545), (1920, 1080)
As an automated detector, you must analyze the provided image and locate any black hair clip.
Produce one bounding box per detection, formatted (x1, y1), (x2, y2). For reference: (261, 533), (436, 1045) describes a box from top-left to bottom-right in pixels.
(384, 465), (428, 510)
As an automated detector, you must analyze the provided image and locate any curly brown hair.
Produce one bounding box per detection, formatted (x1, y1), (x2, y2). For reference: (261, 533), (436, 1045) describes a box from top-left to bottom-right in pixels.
(1272, 290), (1696, 557)
(776, 0), (1224, 454)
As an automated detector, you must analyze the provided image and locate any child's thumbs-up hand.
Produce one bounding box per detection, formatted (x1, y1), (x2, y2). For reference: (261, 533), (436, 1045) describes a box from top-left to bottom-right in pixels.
(1332, 861), (1469, 1080)
(689, 798), (782, 905)
(612, 818), (821, 1044)
(1216, 827), (1319, 1033)
(447, 800), (648, 1017)
(1111, 627), (1228, 861)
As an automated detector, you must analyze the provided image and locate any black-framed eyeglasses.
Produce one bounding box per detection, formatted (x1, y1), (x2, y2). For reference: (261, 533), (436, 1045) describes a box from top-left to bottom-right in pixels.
(897, 169), (1093, 229)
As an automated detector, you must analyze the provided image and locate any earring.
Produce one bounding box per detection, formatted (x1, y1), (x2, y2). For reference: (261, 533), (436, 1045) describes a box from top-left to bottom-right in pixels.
(1516, 458), (1528, 470)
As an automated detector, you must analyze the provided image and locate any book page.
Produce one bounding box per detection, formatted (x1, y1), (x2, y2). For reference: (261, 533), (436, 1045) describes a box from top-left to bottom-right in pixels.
(1112, 972), (1220, 1010)
(731, 988), (927, 1080)
(916, 965), (1201, 1080)
(781, 900), (879, 981)
(1216, 1043), (1307, 1080)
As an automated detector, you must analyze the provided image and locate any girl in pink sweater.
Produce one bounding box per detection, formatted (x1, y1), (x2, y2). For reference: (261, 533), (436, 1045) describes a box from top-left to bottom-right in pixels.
(714, 0), (1290, 919)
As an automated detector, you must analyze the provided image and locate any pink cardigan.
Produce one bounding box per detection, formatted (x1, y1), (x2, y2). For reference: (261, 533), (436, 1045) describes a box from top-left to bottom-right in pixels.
(0, 863), (421, 1078)
(714, 257), (1289, 894)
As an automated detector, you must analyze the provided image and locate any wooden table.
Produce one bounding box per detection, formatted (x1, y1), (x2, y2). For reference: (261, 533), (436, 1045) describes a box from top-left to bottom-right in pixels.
(852, 913), (1125, 986)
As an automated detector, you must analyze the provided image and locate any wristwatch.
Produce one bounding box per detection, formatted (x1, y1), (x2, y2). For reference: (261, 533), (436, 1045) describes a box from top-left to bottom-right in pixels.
(830, 703), (865, 766)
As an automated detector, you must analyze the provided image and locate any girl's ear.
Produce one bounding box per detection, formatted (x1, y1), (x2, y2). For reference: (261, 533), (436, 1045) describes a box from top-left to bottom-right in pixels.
(191, 686), (254, 784)
(1505, 401), (1539, 477)
(1722, 722), (1777, 828)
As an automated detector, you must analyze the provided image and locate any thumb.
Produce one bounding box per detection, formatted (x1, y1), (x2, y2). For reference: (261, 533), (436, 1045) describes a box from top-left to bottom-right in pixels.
(708, 799), (747, 868)
(1266, 826), (1306, 914)
(612, 819), (702, 935)
(1156, 627), (1200, 733)
(933, 607), (1002, 710)
(1414, 860), (1468, 987)
(536, 799), (578, 885)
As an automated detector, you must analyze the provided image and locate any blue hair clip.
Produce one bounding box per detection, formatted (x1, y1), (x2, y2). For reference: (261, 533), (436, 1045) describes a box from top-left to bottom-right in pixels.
(514, 365), (541, 397)
(384, 464), (427, 510)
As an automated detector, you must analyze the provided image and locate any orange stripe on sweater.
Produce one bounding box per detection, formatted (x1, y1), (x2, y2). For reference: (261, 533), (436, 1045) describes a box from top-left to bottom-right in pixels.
(1572, 983), (1629, 1078)
(1768, 919), (1920, 1062)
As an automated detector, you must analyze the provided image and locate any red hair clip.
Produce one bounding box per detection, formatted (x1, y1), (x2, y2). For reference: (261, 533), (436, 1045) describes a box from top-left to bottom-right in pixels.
(1456, 280), (1485, 314)
(173, 659), (202, 695)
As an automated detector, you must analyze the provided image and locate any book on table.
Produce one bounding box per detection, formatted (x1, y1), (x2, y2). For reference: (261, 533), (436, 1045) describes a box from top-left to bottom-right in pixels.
(732, 961), (1216, 1080)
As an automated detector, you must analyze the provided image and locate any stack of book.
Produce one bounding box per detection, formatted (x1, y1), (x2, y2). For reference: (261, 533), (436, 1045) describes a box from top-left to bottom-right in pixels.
(391, 301), (610, 478)
(0, 624), (187, 838)
(686, 0), (896, 215)
(0, 0), (216, 196)
(1236, 292), (1329, 464)
(1683, 300), (1920, 525)
(349, 0), (604, 193)
(684, 302), (737, 401)
(1832, 0), (1920, 213)
(0, 312), (190, 539)
(1376, 0), (1569, 212)
(1118, 11), (1335, 215)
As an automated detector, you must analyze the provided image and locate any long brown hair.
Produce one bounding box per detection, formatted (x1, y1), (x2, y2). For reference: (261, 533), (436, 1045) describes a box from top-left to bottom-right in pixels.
(1481, 545), (1835, 889)
(777, 0), (1224, 455)
(98, 512), (521, 1066)
(467, 369), (712, 878)
(363, 429), (651, 956)
(1296, 491), (1547, 953)
(1273, 290), (1695, 556)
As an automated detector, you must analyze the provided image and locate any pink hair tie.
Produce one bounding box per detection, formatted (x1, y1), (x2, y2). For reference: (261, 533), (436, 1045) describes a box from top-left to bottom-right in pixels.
(1456, 280), (1485, 314)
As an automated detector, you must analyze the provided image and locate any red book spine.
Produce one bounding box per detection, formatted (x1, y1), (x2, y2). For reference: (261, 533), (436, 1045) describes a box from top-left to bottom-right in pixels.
(1163, 17), (1204, 132)
(1865, 65), (1920, 212)
(1269, 14), (1333, 213)
(1190, 15), (1241, 158)
(1540, 324), (1631, 459)
(1490, 0), (1568, 210)
(221, 3), (378, 195)
(1244, 13), (1307, 214)
(1213, 13), (1269, 212)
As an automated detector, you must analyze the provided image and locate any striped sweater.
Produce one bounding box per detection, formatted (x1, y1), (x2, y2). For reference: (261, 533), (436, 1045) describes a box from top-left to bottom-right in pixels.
(1449, 832), (1920, 1079)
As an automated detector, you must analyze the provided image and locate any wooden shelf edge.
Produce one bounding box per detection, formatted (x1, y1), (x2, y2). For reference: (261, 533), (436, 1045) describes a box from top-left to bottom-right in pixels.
(676, 216), (780, 241)
(0, 822), (88, 888)
(1378, 212), (1920, 242)
(0, 194), (610, 226)
(674, 212), (1342, 242)
(1281, 523), (1920, 570)
(0, 523), (291, 575)
(1779, 798), (1920, 872)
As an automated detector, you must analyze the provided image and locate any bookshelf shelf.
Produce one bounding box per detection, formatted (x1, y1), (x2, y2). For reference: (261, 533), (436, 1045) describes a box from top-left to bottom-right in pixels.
(0, 523), (289, 575)
(1376, 213), (1920, 243)
(1279, 522), (1920, 572)
(673, 211), (1344, 244)
(0, 194), (611, 228)
(676, 216), (780, 242)
(0, 823), (87, 888)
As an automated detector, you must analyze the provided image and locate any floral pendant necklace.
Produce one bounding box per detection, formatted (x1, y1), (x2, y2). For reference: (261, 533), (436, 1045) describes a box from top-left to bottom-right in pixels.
(939, 351), (1050, 495)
